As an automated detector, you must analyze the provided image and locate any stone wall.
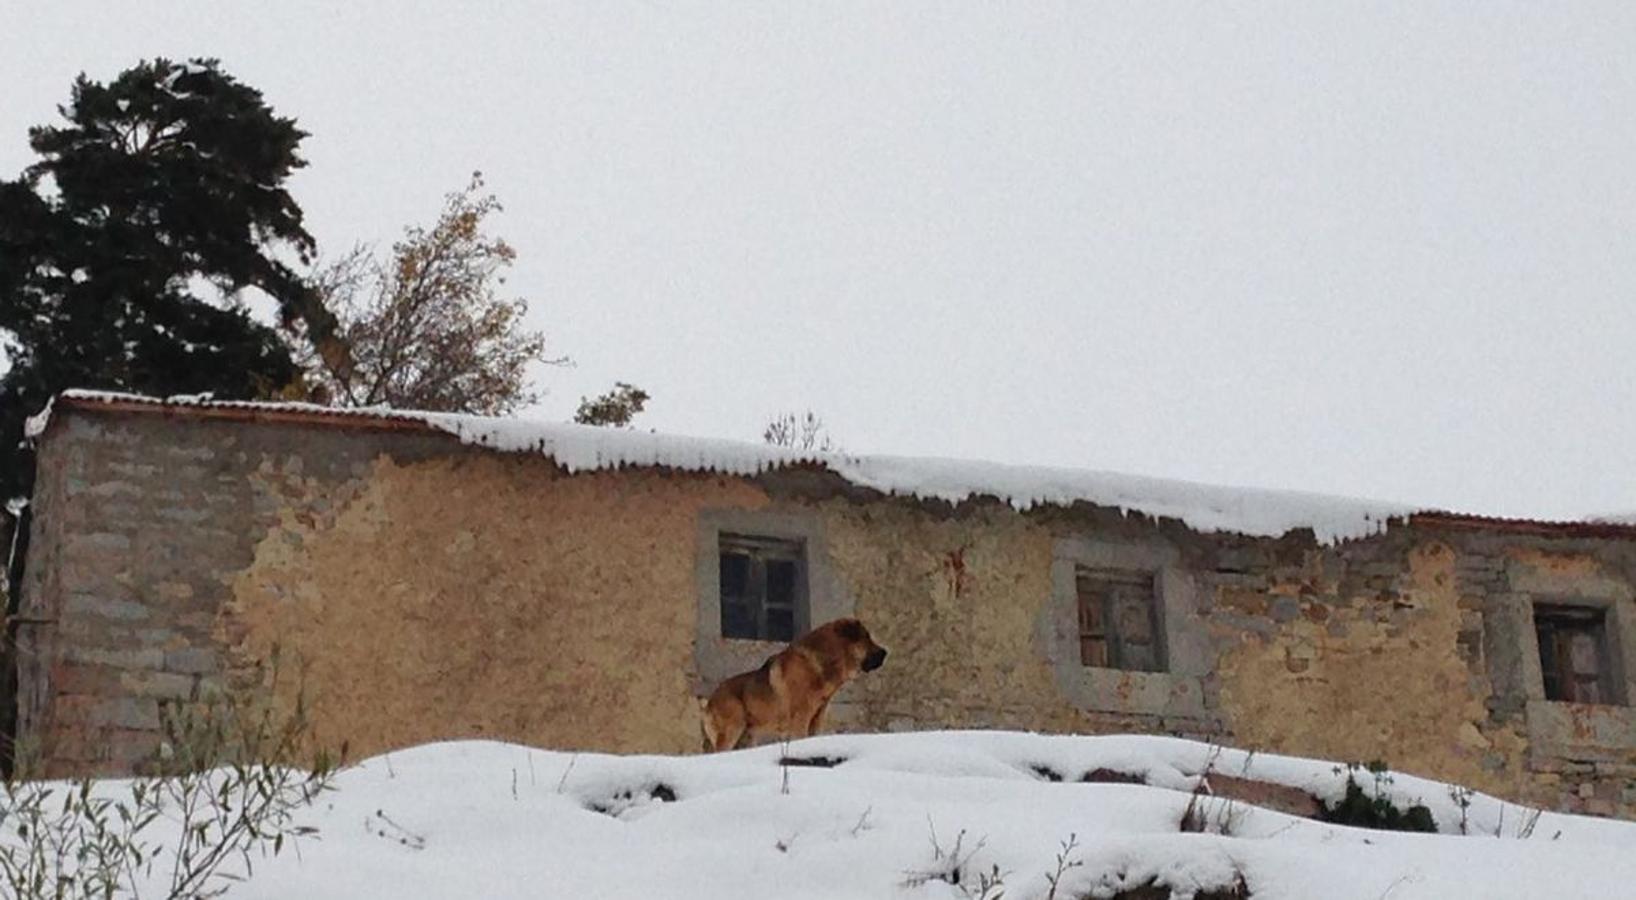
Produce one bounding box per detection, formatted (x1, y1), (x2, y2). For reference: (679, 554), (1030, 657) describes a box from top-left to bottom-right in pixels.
(15, 409), (458, 772)
(14, 403), (1636, 820)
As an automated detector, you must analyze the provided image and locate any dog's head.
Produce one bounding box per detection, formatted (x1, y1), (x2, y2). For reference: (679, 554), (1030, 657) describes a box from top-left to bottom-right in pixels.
(828, 617), (888, 674)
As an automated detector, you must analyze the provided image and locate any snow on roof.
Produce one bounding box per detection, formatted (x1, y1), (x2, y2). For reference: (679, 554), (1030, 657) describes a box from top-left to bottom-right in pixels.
(1591, 512), (1636, 525)
(30, 389), (1422, 542)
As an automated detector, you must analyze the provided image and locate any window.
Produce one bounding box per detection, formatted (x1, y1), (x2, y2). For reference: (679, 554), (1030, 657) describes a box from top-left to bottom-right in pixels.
(1076, 566), (1163, 672)
(1534, 604), (1614, 704)
(718, 533), (806, 642)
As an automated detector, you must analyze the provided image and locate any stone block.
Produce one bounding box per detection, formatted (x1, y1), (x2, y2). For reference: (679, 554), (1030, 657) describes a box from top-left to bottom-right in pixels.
(52, 664), (124, 697)
(155, 581), (196, 603)
(52, 696), (160, 731)
(120, 670), (197, 700)
(64, 531), (132, 553)
(100, 729), (163, 769)
(1455, 555), (1504, 573)
(156, 505), (211, 524)
(104, 461), (159, 479)
(1215, 588), (1269, 615)
(1526, 700), (1636, 764)
(103, 698), (161, 731)
(163, 646), (218, 676)
(63, 593), (150, 623)
(1213, 613), (1277, 638)
(61, 645), (164, 670)
(80, 479), (142, 498)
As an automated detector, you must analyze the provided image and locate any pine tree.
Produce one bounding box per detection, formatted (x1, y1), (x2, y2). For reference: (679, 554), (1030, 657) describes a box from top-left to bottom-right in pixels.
(0, 58), (342, 507)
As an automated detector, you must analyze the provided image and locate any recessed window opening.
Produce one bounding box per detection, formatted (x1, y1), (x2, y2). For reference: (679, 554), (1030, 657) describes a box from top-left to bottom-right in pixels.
(1534, 604), (1615, 705)
(1076, 566), (1164, 672)
(718, 533), (806, 642)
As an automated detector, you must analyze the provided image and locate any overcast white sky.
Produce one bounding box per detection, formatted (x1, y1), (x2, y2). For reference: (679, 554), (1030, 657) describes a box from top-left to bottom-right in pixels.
(4, 3), (1634, 519)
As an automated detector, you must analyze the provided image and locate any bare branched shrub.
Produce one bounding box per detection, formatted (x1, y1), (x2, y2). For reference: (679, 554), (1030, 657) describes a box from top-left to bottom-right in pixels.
(0, 686), (340, 899)
(901, 818), (1005, 899)
(1512, 805), (1544, 840)
(292, 172), (564, 415)
(1180, 744), (1225, 833)
(762, 410), (838, 452)
(1447, 784), (1473, 835)
(1042, 833), (1083, 900)
(151, 689), (341, 898)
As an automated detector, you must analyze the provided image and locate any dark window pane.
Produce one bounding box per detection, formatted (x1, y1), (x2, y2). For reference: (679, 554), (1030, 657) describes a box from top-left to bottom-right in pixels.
(721, 600), (756, 640)
(766, 607), (795, 642)
(718, 535), (807, 642)
(720, 553), (749, 601)
(1536, 623), (1560, 699)
(766, 559), (798, 607)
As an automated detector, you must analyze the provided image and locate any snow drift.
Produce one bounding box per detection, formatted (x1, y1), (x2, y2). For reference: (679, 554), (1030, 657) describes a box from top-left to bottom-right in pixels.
(103, 730), (1636, 899)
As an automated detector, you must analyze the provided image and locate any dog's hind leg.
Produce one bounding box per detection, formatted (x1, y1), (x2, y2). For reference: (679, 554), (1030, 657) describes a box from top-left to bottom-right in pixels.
(702, 698), (747, 753)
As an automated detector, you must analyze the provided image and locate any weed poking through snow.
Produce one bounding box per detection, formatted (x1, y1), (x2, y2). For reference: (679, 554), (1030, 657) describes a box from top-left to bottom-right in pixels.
(366, 809), (427, 851)
(1042, 833), (1083, 900)
(901, 818), (1006, 899)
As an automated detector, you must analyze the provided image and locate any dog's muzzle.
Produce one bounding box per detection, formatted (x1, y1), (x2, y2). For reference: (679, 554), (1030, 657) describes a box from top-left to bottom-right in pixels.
(862, 648), (887, 672)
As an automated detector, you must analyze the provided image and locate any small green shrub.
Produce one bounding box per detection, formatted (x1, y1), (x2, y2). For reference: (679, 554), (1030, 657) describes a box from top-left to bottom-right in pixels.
(1317, 762), (1437, 833)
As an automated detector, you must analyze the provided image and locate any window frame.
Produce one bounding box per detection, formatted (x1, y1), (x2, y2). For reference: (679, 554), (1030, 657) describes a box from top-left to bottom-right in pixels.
(694, 509), (851, 698)
(1046, 538), (1209, 725)
(1533, 603), (1616, 706)
(718, 532), (808, 643)
(1074, 565), (1166, 673)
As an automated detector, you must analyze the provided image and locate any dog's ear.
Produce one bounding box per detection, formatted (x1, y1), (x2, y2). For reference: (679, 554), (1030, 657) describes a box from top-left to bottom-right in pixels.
(835, 618), (866, 643)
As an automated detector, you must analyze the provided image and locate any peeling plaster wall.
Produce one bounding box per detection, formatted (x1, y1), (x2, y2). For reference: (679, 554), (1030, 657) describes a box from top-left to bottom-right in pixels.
(813, 500), (1068, 734)
(1210, 542), (1523, 800)
(16, 408), (1636, 819)
(225, 454), (767, 758)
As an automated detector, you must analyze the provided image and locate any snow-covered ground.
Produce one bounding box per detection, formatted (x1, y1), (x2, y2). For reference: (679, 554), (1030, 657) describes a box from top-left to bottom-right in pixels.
(126, 731), (1636, 899)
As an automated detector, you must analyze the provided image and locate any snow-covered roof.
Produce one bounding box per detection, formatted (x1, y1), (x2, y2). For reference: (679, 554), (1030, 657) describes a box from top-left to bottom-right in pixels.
(29, 389), (1426, 542)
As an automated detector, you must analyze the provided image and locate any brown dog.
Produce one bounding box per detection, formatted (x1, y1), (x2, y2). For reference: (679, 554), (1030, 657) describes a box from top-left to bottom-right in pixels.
(701, 618), (887, 752)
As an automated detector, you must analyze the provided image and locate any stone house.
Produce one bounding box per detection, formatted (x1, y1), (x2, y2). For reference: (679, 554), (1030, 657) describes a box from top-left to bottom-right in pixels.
(10, 390), (1636, 819)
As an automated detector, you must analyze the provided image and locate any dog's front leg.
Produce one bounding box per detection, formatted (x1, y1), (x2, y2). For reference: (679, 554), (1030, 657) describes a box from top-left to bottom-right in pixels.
(804, 698), (831, 737)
